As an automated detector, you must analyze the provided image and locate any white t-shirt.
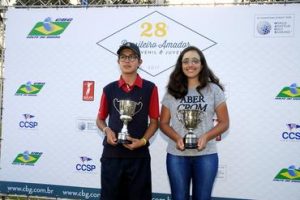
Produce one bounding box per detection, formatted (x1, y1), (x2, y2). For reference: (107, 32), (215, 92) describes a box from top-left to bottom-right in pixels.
(161, 83), (226, 156)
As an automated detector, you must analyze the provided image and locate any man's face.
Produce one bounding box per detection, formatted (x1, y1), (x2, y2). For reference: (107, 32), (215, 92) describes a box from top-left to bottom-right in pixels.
(118, 48), (142, 75)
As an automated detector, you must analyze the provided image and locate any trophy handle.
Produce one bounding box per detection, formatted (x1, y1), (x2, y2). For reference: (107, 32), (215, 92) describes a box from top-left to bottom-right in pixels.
(133, 102), (143, 116)
(113, 98), (120, 114)
(176, 110), (184, 124)
(198, 110), (205, 123)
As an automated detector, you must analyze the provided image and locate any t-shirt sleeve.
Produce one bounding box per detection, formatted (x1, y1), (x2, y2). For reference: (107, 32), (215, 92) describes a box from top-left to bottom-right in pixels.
(161, 92), (172, 109)
(213, 84), (226, 109)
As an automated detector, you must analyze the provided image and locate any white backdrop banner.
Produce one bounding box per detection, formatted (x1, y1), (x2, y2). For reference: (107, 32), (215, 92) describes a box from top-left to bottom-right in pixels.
(0, 4), (300, 200)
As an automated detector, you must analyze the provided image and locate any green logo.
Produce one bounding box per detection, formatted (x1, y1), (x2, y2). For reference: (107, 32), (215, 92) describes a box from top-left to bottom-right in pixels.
(27, 17), (72, 38)
(276, 83), (300, 100)
(12, 151), (43, 166)
(15, 81), (45, 96)
(274, 165), (300, 183)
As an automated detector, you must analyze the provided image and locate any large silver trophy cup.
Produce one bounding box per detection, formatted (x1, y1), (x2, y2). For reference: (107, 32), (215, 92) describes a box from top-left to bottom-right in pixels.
(113, 99), (143, 144)
(177, 109), (203, 149)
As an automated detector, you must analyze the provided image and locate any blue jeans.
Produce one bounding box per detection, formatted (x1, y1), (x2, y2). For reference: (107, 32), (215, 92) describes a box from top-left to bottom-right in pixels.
(166, 153), (218, 200)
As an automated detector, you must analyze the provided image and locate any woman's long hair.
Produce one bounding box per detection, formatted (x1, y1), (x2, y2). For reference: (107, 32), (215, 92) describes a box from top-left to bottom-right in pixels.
(167, 46), (224, 99)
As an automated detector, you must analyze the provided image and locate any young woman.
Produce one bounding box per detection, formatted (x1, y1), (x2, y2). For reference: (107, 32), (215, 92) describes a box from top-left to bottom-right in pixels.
(160, 46), (229, 200)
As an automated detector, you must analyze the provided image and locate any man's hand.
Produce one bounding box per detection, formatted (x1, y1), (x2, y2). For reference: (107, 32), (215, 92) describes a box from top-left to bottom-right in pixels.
(123, 136), (146, 150)
(105, 128), (118, 146)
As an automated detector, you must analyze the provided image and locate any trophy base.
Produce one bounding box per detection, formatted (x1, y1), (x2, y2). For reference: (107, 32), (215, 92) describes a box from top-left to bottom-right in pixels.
(184, 143), (198, 149)
(118, 131), (132, 144)
(118, 139), (132, 144)
(184, 134), (198, 149)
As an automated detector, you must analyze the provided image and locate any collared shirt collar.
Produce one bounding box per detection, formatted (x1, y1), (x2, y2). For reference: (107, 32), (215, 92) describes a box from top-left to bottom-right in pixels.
(118, 74), (143, 89)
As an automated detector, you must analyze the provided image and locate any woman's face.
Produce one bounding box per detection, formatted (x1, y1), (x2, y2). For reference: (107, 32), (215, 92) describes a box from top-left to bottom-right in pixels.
(181, 50), (202, 79)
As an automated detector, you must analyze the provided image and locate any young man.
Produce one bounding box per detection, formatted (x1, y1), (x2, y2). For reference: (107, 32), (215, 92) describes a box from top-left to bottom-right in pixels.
(96, 42), (159, 200)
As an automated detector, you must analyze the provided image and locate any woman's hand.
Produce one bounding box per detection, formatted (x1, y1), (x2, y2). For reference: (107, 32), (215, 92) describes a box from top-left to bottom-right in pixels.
(197, 134), (209, 151)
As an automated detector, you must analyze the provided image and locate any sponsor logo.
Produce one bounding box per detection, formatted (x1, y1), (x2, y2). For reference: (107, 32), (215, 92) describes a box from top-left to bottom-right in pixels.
(274, 165), (300, 183)
(255, 14), (294, 37)
(77, 118), (98, 133)
(276, 83), (300, 100)
(15, 81), (45, 96)
(19, 114), (38, 129)
(12, 151), (43, 166)
(281, 123), (300, 142)
(27, 17), (72, 39)
(76, 156), (96, 172)
(256, 21), (272, 35)
(216, 165), (227, 180)
(82, 81), (95, 101)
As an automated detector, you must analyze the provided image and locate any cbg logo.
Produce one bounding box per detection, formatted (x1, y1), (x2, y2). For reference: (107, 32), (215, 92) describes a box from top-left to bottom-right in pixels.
(76, 156), (96, 172)
(281, 123), (300, 141)
(274, 165), (300, 183)
(276, 83), (300, 100)
(19, 114), (38, 129)
(12, 151), (43, 166)
(15, 81), (45, 96)
(27, 17), (72, 39)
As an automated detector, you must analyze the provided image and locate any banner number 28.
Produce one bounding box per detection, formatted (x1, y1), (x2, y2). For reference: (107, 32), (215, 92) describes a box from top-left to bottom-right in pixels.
(141, 22), (167, 37)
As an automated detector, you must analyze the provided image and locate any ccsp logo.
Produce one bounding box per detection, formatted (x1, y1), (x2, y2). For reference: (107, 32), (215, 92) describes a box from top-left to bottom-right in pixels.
(281, 123), (300, 141)
(282, 132), (300, 140)
(19, 114), (38, 129)
(76, 156), (96, 172)
(76, 164), (96, 171)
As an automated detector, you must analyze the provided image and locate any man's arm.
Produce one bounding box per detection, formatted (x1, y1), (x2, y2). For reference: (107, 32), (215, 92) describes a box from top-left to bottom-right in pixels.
(96, 117), (118, 146)
(142, 118), (159, 142)
(96, 90), (117, 145)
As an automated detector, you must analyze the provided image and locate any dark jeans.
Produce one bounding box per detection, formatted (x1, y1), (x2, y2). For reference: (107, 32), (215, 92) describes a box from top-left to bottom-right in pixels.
(100, 157), (151, 200)
(166, 153), (218, 200)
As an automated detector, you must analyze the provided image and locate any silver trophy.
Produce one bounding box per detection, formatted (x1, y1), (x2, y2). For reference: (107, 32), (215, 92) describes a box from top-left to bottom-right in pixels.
(177, 109), (203, 149)
(113, 98), (143, 144)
